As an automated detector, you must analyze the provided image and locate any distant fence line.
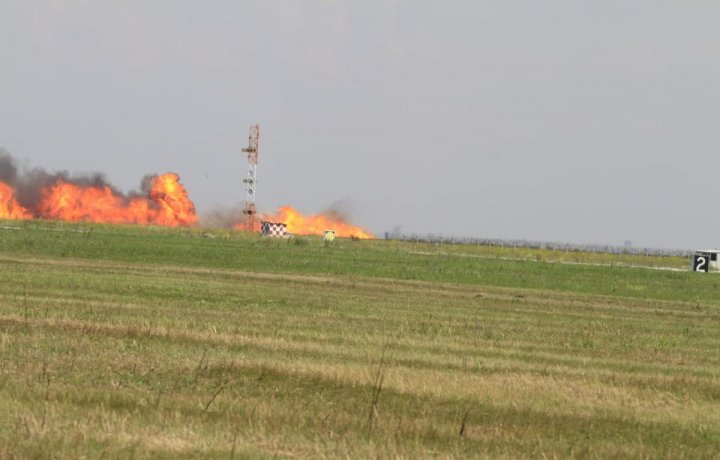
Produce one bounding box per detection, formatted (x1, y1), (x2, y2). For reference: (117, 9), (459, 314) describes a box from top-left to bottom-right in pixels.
(383, 232), (693, 258)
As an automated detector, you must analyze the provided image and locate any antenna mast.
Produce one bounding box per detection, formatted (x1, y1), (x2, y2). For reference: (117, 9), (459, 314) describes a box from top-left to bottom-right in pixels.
(242, 124), (259, 231)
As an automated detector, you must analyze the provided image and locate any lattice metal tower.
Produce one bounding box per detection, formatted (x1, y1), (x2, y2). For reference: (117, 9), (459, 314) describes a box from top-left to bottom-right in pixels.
(241, 124), (260, 231)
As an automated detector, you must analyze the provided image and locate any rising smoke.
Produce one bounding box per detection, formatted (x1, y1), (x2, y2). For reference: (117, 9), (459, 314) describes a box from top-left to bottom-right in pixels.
(322, 199), (355, 224)
(0, 148), (196, 226)
(200, 205), (245, 228)
(0, 149), (373, 236)
(0, 148), (124, 210)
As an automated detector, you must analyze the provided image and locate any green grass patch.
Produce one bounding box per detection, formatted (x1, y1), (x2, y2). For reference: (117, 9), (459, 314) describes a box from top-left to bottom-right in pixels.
(0, 220), (719, 458)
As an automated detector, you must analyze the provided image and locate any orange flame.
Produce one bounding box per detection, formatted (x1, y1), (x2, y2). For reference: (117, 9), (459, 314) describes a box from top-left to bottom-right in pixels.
(4, 173), (197, 226)
(148, 173), (198, 226)
(255, 205), (374, 239)
(1, 167), (374, 237)
(0, 181), (31, 220)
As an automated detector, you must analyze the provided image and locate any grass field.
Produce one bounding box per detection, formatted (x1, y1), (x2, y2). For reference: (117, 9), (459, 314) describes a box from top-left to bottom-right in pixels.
(1, 219), (719, 458)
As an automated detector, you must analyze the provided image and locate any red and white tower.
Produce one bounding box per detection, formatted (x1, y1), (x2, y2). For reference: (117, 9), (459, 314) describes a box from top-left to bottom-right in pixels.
(241, 124), (259, 231)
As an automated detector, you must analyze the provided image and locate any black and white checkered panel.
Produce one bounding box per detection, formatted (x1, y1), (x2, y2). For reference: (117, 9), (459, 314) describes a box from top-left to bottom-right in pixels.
(261, 221), (287, 237)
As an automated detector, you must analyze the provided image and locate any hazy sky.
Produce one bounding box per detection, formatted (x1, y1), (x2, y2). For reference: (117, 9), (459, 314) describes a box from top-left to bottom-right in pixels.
(1, 1), (719, 249)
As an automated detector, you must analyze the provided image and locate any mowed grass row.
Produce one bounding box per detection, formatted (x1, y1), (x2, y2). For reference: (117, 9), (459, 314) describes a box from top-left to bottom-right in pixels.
(0, 219), (694, 274)
(0, 220), (711, 302)
(1, 231), (720, 458)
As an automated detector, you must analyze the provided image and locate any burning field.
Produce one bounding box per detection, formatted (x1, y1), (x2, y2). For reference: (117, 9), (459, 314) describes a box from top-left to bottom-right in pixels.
(0, 152), (373, 238)
(249, 205), (374, 239)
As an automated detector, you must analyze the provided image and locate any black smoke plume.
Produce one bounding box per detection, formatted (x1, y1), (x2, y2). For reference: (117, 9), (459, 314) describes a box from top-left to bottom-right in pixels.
(0, 148), (136, 211)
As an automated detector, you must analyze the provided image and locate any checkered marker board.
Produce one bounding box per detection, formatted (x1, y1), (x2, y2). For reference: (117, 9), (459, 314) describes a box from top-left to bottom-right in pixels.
(261, 221), (288, 237)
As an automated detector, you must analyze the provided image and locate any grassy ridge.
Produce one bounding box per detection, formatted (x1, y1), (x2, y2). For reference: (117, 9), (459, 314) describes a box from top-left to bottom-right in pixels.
(1, 220), (719, 458)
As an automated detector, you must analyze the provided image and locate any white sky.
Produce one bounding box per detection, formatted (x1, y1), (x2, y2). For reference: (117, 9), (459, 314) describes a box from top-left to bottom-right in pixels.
(1, 1), (719, 248)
